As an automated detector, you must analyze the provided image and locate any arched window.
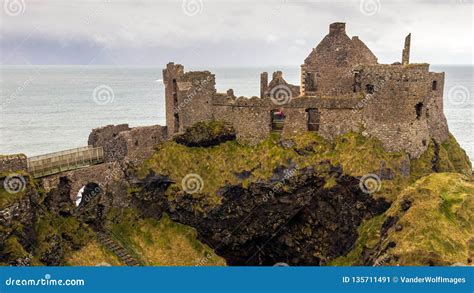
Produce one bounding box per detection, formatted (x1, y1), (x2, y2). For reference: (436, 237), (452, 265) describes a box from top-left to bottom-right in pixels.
(432, 80), (437, 91)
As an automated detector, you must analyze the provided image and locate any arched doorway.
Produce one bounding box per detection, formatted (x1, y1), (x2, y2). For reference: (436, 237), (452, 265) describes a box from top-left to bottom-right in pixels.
(75, 182), (101, 207)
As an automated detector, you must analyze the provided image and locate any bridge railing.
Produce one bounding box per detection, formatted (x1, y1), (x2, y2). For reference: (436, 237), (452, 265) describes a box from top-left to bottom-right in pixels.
(27, 146), (104, 178)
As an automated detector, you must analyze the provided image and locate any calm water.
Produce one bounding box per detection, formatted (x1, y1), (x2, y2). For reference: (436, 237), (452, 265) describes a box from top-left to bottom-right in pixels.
(0, 65), (473, 162)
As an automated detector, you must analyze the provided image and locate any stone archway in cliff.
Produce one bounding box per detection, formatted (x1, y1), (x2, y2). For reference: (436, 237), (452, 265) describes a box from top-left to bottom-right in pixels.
(75, 182), (101, 207)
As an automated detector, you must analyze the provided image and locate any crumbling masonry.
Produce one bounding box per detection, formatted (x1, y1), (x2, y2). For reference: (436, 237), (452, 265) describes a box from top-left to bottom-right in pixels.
(163, 22), (449, 158)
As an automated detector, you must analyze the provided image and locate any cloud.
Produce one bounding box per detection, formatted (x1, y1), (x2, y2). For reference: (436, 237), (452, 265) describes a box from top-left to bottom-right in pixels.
(0, 0), (472, 65)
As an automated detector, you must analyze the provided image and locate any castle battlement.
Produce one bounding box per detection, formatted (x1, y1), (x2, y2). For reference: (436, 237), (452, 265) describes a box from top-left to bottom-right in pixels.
(162, 22), (449, 158)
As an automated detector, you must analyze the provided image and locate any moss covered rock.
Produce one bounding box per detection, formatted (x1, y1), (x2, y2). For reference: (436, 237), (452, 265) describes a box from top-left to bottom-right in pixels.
(174, 121), (236, 147)
(331, 173), (474, 266)
(141, 130), (470, 205)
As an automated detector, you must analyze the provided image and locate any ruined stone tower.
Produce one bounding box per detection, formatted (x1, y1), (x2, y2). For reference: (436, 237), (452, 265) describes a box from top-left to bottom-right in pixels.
(163, 63), (216, 134)
(163, 23), (449, 158)
(402, 33), (411, 65)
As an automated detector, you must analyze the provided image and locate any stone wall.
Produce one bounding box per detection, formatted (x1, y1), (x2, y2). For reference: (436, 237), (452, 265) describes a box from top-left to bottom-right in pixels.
(0, 154), (28, 174)
(212, 96), (272, 144)
(88, 124), (167, 163)
(41, 161), (128, 209)
(302, 22), (377, 96)
(161, 22), (450, 159)
(88, 124), (131, 151)
(163, 63), (215, 135)
(357, 64), (448, 157)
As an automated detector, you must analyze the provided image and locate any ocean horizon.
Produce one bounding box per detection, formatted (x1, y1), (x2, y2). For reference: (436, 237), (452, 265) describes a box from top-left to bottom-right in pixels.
(1, 64), (473, 162)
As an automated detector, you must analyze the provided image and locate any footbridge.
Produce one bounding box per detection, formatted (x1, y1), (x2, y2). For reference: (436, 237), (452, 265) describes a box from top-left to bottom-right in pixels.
(27, 146), (104, 178)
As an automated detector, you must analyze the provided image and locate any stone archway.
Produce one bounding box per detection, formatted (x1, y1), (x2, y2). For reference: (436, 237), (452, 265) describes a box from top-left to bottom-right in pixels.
(75, 182), (101, 207)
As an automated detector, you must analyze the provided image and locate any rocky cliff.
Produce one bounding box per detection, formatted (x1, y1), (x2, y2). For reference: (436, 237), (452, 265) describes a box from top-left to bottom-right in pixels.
(0, 121), (472, 266)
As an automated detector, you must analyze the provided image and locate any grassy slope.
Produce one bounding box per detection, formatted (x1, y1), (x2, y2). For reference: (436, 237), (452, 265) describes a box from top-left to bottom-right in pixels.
(65, 211), (226, 266)
(331, 173), (473, 266)
(382, 173), (473, 265)
(65, 240), (124, 266)
(108, 209), (225, 266)
(140, 132), (417, 205)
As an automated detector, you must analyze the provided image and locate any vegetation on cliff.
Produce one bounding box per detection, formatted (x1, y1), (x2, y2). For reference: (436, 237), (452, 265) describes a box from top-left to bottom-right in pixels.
(66, 212), (226, 266)
(105, 209), (225, 266)
(174, 121), (236, 147)
(140, 129), (470, 205)
(1, 121), (472, 266)
(0, 170), (32, 209)
(136, 122), (472, 265)
(331, 173), (473, 266)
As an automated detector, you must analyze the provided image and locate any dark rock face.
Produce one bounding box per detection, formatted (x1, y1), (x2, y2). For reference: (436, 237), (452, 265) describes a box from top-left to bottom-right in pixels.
(44, 177), (75, 217)
(362, 198), (412, 266)
(130, 173), (173, 219)
(1, 160), (389, 266)
(174, 121), (236, 147)
(138, 168), (389, 266)
(38, 234), (63, 266)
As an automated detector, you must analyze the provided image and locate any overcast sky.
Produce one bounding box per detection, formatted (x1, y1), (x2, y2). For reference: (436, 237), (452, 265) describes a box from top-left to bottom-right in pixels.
(0, 0), (473, 66)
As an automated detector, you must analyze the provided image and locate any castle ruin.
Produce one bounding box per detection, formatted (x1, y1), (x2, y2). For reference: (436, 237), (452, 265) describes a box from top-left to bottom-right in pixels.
(163, 22), (449, 158)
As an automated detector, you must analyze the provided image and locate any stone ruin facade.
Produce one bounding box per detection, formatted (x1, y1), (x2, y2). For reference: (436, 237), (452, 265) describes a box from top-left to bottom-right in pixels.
(88, 124), (167, 164)
(163, 22), (449, 158)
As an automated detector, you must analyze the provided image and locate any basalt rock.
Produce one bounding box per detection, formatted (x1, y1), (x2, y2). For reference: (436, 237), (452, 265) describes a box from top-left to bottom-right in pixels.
(137, 168), (389, 266)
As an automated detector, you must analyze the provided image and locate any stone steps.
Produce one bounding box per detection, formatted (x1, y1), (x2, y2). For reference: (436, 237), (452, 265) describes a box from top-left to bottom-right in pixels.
(96, 231), (141, 266)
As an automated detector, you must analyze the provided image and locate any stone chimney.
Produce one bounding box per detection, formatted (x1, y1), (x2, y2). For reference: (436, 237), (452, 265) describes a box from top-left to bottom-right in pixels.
(260, 72), (268, 98)
(272, 71), (283, 80)
(402, 33), (411, 65)
(329, 22), (346, 34)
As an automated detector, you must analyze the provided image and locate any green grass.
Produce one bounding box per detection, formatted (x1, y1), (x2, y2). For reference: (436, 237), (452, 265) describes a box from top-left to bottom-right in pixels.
(139, 131), (427, 205)
(331, 173), (474, 266)
(108, 208), (225, 266)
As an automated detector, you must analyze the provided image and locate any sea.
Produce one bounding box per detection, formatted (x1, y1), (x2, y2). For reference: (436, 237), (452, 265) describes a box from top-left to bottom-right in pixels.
(0, 65), (473, 163)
